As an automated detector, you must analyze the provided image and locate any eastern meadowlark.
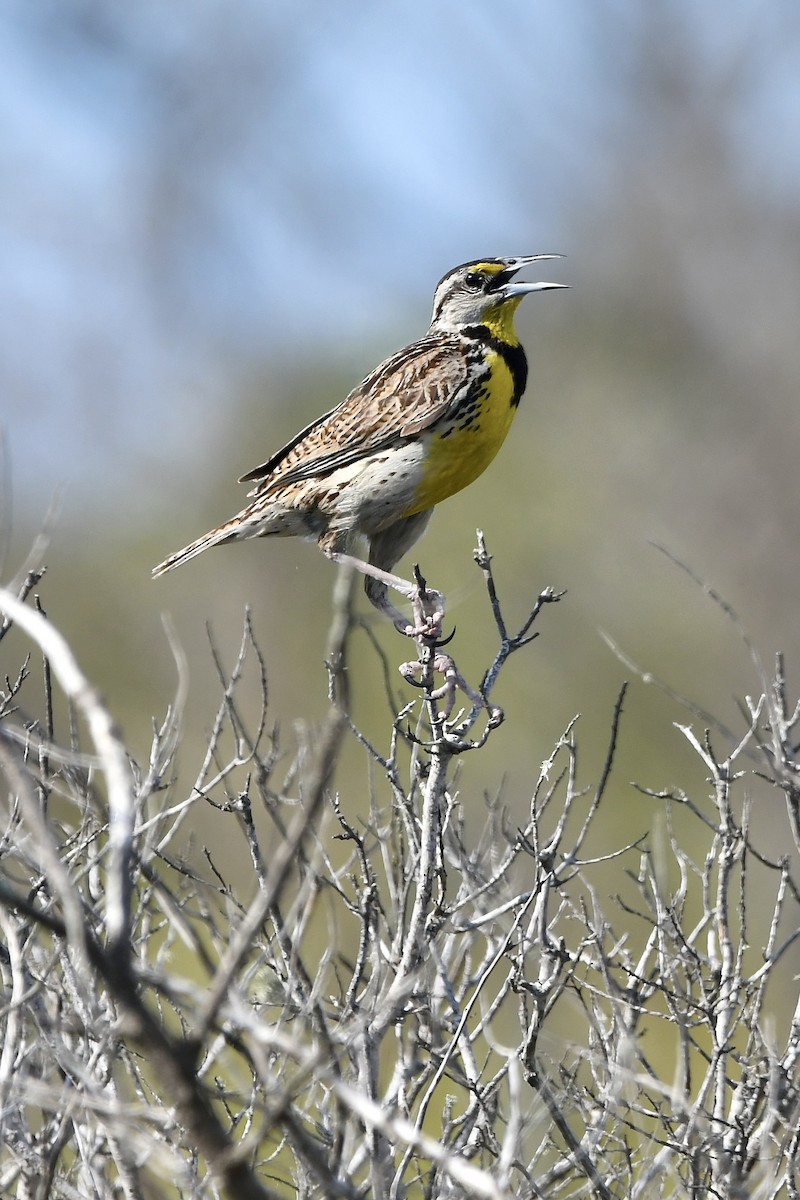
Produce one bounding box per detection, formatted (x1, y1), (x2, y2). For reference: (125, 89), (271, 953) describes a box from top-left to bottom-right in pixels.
(153, 256), (566, 633)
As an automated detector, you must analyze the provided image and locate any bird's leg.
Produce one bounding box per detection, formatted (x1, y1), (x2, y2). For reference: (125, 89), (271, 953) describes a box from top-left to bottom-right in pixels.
(325, 549), (444, 637)
(320, 511), (444, 637)
(327, 550), (417, 600)
(367, 510), (444, 637)
(399, 650), (490, 721)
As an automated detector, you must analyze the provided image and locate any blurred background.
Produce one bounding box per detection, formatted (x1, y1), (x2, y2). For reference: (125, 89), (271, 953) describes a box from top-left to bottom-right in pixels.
(3, 1), (800, 884)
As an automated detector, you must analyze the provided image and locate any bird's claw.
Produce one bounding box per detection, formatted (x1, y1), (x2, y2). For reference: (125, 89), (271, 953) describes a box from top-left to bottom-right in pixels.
(395, 582), (446, 640)
(399, 651), (486, 723)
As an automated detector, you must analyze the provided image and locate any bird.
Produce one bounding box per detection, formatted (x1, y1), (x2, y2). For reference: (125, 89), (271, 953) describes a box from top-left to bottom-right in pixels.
(153, 256), (567, 634)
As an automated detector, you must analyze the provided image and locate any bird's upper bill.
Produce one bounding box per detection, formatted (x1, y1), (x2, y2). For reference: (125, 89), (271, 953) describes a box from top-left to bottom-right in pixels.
(492, 255), (568, 297)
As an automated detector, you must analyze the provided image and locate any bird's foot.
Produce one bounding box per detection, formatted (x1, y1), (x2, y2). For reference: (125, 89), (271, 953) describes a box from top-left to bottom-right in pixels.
(399, 650), (503, 732)
(327, 550), (447, 639)
(399, 651), (467, 719)
(402, 565), (445, 639)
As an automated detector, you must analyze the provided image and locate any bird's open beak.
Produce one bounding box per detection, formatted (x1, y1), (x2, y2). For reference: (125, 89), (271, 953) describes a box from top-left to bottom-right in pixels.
(502, 254), (568, 296)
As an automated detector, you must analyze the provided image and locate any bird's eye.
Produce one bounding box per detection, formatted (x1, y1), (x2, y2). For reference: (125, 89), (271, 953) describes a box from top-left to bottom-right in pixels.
(464, 272), (484, 291)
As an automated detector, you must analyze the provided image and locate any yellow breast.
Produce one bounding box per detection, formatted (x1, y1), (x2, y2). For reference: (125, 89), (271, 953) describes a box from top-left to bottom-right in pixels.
(410, 349), (518, 513)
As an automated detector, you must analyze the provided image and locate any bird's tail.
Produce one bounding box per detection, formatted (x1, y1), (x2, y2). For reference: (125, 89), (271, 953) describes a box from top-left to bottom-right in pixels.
(152, 525), (237, 577)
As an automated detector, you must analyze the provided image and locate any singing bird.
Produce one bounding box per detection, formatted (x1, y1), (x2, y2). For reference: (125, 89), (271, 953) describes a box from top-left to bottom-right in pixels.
(153, 256), (566, 632)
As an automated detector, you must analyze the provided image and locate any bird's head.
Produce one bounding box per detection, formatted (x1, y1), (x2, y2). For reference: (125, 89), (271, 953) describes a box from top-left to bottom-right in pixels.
(429, 256), (567, 338)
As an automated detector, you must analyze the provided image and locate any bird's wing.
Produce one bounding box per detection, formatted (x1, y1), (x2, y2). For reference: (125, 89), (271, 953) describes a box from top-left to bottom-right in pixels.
(239, 336), (473, 492)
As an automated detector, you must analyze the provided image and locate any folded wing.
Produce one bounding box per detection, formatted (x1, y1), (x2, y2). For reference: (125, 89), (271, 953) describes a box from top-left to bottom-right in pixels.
(239, 336), (472, 494)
